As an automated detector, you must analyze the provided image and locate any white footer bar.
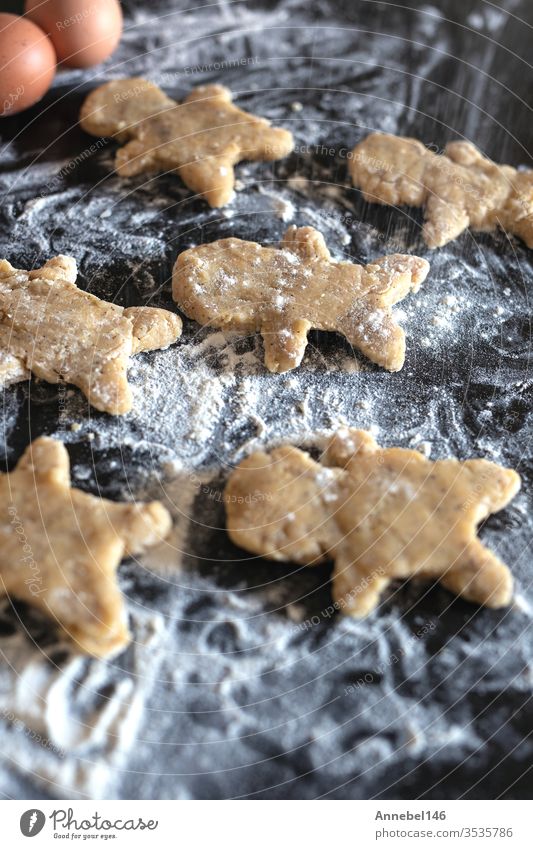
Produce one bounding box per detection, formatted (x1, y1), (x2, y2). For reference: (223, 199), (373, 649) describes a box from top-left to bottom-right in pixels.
(1, 799), (530, 847)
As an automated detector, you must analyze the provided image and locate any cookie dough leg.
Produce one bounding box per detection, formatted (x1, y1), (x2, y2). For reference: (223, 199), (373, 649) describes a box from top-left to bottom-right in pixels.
(115, 139), (157, 177)
(80, 358), (133, 415)
(341, 311), (406, 372)
(332, 555), (391, 617)
(67, 608), (129, 658)
(179, 152), (237, 207)
(46, 533), (130, 657)
(339, 255), (428, 371)
(261, 318), (312, 373)
(440, 540), (513, 608)
(423, 194), (469, 248)
(0, 352), (29, 388)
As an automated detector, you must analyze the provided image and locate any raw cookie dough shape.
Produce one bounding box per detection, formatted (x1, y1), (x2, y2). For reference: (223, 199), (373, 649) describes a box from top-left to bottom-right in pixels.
(173, 225), (429, 373)
(225, 428), (521, 616)
(0, 255), (182, 415)
(0, 437), (172, 657)
(80, 78), (294, 207)
(349, 133), (533, 248)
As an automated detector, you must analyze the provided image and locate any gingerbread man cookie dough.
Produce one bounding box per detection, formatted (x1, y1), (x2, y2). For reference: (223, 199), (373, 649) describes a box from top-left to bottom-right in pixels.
(80, 78), (294, 207)
(0, 255), (182, 414)
(173, 225), (429, 372)
(0, 437), (172, 656)
(225, 428), (520, 616)
(349, 133), (533, 248)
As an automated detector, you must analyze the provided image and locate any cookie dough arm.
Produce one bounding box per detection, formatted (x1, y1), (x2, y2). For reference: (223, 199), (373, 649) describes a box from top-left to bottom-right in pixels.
(32, 255), (77, 285)
(183, 84), (233, 105)
(463, 460), (521, 514)
(241, 124), (294, 161)
(107, 500), (172, 557)
(261, 318), (312, 373)
(15, 436), (71, 486)
(324, 429), (379, 467)
(281, 225), (331, 260)
(440, 540), (513, 608)
(366, 254), (430, 304)
(125, 307), (182, 354)
(444, 140), (491, 168)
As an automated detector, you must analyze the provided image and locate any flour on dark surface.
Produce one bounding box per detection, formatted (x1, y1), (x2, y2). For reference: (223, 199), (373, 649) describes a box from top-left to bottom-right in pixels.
(0, 0), (532, 800)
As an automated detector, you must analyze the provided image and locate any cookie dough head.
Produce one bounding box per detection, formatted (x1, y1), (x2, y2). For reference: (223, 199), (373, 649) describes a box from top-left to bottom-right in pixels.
(225, 429), (521, 617)
(80, 78), (294, 207)
(500, 168), (533, 249)
(0, 437), (172, 657)
(350, 133), (533, 249)
(349, 133), (430, 208)
(0, 255), (182, 415)
(79, 78), (175, 138)
(225, 444), (341, 565)
(173, 225), (429, 373)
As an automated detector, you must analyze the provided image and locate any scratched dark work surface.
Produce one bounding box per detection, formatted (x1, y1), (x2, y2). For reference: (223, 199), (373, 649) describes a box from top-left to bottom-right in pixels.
(0, 0), (532, 800)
